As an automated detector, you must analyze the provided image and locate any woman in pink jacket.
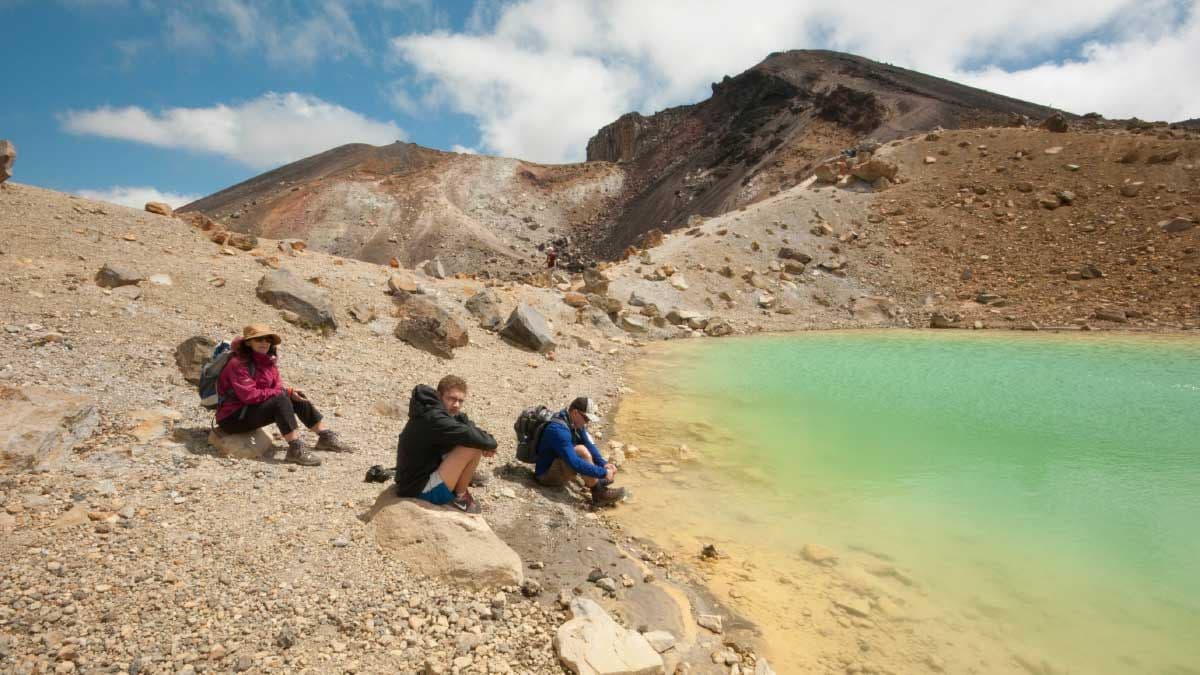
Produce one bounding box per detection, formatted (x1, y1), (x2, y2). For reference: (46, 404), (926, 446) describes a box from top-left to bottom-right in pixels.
(216, 324), (353, 466)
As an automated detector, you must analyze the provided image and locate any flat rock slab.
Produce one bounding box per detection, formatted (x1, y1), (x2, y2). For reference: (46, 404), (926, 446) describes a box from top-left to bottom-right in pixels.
(0, 386), (99, 472)
(555, 598), (664, 675)
(364, 490), (523, 589)
(208, 428), (276, 460)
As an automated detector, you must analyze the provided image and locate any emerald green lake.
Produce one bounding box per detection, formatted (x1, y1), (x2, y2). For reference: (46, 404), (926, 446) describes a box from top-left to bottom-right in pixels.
(615, 331), (1200, 673)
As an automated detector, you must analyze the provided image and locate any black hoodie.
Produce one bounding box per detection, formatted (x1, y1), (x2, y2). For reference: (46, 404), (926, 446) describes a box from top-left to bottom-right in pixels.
(394, 385), (498, 497)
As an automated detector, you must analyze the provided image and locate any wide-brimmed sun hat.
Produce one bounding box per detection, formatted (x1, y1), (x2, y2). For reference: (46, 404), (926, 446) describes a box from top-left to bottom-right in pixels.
(242, 323), (281, 345)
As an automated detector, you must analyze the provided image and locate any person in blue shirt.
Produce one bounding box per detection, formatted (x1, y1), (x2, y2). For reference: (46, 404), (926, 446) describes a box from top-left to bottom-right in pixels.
(534, 396), (626, 507)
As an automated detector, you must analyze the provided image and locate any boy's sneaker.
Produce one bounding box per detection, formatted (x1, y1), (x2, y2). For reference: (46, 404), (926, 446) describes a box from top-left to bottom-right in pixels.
(452, 490), (482, 515)
(590, 483), (626, 507)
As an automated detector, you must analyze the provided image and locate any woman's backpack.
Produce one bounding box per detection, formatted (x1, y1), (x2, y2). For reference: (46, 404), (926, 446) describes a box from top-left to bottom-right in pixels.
(197, 341), (254, 410)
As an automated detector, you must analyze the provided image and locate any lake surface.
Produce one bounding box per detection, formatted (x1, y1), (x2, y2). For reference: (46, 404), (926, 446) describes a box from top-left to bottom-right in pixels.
(613, 331), (1200, 674)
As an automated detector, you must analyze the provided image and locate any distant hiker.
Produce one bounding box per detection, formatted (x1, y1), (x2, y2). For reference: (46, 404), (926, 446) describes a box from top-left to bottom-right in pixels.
(215, 324), (354, 466)
(534, 396), (625, 507)
(394, 375), (497, 514)
(546, 246), (558, 269)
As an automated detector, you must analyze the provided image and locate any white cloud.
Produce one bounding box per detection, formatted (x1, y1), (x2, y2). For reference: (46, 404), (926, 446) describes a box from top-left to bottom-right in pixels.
(60, 92), (406, 170)
(76, 186), (201, 209)
(450, 144), (478, 154)
(393, 0), (1200, 163)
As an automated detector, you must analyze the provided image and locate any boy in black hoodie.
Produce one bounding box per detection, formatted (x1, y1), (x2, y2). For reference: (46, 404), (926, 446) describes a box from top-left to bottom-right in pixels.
(394, 375), (497, 514)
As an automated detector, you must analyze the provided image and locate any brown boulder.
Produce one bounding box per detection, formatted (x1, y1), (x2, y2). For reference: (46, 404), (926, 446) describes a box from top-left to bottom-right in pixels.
(851, 158), (898, 183)
(145, 202), (173, 216)
(174, 336), (217, 384)
(1040, 113), (1069, 133)
(0, 140), (16, 183)
(563, 292), (589, 308)
(393, 294), (469, 358)
(95, 263), (142, 288)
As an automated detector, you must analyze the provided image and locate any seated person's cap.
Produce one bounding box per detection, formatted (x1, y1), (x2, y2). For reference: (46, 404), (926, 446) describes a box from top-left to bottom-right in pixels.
(569, 396), (600, 422)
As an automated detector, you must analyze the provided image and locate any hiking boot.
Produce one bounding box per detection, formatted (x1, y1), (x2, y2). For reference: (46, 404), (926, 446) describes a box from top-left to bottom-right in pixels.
(285, 440), (321, 466)
(451, 490), (482, 515)
(590, 483), (626, 507)
(314, 430), (355, 453)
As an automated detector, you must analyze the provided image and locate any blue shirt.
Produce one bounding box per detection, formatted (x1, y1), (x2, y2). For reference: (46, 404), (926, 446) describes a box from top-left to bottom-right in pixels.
(533, 410), (607, 479)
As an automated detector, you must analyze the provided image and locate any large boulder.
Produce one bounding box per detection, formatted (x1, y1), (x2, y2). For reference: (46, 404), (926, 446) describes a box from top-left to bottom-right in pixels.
(554, 598), (664, 675)
(393, 294), (469, 358)
(364, 491), (523, 589)
(95, 263), (142, 288)
(174, 336), (217, 384)
(0, 139), (15, 183)
(0, 386), (99, 471)
(1041, 113), (1069, 133)
(387, 271), (421, 295)
(419, 257), (447, 279)
(144, 202), (173, 216)
(465, 290), (504, 331)
(500, 304), (556, 352)
(851, 159), (898, 183)
(256, 269), (337, 332)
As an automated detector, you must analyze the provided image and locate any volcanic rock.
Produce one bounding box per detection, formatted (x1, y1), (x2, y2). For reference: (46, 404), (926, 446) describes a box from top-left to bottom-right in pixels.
(393, 294), (469, 358)
(0, 386), (99, 471)
(1040, 113), (1069, 133)
(554, 598), (664, 675)
(174, 336), (217, 384)
(388, 272), (420, 295)
(500, 304), (556, 352)
(0, 140), (14, 183)
(95, 263), (143, 288)
(777, 247), (813, 264)
(465, 290), (504, 331)
(365, 491), (523, 589)
(144, 202), (173, 216)
(256, 269), (337, 331)
(851, 158), (898, 182)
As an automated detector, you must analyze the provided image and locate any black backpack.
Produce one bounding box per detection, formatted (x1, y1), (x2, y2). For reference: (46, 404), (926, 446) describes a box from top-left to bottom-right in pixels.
(513, 406), (562, 464)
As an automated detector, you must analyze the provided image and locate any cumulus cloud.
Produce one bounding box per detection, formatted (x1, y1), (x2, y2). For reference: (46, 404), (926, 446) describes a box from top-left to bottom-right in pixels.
(76, 186), (201, 209)
(392, 0), (1200, 163)
(60, 92), (406, 169)
(450, 144), (478, 154)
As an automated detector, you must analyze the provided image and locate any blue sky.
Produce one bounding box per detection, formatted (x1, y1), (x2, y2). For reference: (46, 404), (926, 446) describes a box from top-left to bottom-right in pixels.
(3, 0), (1197, 208)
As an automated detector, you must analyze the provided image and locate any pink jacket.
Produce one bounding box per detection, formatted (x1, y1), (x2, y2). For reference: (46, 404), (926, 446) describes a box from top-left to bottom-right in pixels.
(215, 337), (285, 421)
